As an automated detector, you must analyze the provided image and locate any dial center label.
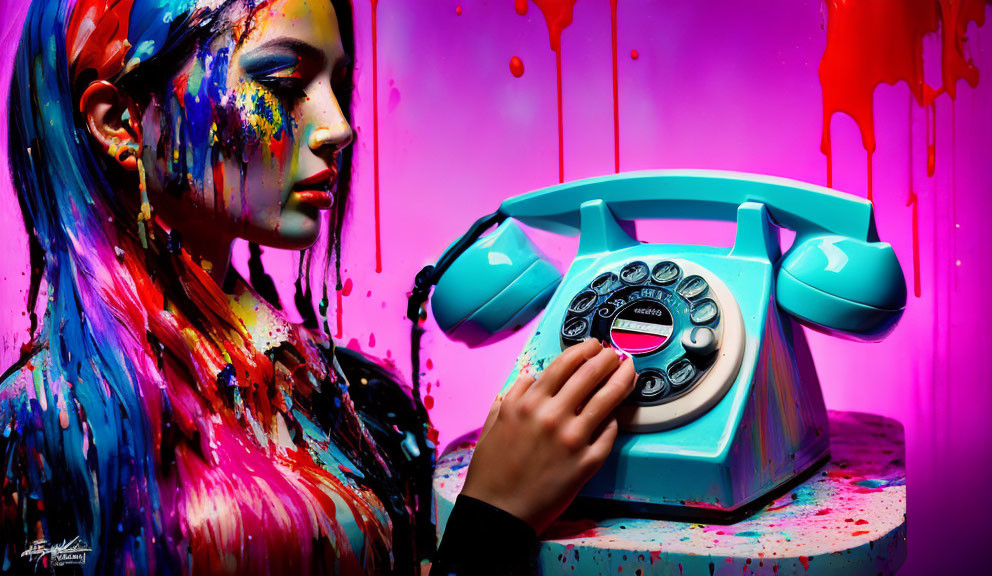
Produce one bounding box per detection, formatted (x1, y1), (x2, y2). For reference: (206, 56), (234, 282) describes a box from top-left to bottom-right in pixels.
(610, 299), (674, 355)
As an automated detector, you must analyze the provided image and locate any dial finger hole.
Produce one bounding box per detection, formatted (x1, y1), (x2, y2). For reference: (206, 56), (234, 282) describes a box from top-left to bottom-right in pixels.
(591, 272), (619, 295)
(690, 299), (719, 324)
(677, 275), (708, 300)
(569, 290), (598, 315)
(667, 358), (696, 389)
(651, 261), (681, 285)
(620, 261), (650, 285)
(636, 369), (670, 401)
(561, 317), (589, 340)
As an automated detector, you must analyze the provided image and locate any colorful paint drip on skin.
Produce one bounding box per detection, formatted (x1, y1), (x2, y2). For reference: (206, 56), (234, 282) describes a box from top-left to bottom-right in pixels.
(235, 82), (292, 154)
(819, 0), (989, 298)
(435, 412), (907, 574)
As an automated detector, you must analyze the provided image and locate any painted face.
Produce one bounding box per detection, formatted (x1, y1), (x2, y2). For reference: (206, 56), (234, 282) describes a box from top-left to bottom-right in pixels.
(140, 0), (353, 251)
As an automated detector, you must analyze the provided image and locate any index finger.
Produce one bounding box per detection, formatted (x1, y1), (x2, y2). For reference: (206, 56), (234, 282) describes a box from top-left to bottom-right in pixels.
(528, 338), (603, 397)
(575, 358), (637, 427)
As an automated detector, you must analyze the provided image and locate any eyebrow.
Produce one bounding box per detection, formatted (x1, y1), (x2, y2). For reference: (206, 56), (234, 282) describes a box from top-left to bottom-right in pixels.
(242, 38), (351, 73)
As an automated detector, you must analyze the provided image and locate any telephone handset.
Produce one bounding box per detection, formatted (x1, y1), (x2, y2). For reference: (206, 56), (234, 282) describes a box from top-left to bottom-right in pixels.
(413, 170), (906, 520)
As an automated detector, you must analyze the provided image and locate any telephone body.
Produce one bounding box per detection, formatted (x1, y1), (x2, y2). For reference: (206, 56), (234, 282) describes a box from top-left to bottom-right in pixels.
(420, 170), (906, 520)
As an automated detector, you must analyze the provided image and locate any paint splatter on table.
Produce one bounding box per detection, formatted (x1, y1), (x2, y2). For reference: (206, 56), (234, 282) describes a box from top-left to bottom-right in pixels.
(433, 411), (906, 575)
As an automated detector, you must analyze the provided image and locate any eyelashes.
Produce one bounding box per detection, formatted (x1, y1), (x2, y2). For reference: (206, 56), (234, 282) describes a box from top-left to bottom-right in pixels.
(254, 75), (351, 107)
(246, 61), (352, 107)
(254, 76), (308, 101)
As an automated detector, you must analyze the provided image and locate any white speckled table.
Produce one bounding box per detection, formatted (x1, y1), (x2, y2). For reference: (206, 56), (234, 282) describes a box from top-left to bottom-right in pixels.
(433, 411), (906, 575)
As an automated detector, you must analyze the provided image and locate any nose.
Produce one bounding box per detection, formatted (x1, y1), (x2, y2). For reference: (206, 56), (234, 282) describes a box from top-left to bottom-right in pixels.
(306, 84), (353, 156)
(308, 121), (352, 154)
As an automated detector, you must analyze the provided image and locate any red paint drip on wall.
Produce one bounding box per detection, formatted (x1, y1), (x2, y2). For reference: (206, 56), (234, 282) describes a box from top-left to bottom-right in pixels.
(819, 0), (988, 298)
(335, 288), (343, 338)
(510, 55), (525, 77)
(335, 278), (353, 338)
(926, 97), (937, 177)
(610, 0), (620, 173)
(820, 0), (937, 186)
(820, 0), (986, 176)
(528, 0), (580, 183)
(908, 192), (922, 297)
(370, 0), (383, 273)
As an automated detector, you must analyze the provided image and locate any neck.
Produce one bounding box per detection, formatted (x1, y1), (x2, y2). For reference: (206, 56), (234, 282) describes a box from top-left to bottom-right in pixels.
(151, 214), (234, 285)
(180, 226), (234, 285)
(118, 182), (235, 285)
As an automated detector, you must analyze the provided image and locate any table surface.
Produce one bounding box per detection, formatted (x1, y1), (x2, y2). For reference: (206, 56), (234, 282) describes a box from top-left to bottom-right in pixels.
(433, 410), (906, 575)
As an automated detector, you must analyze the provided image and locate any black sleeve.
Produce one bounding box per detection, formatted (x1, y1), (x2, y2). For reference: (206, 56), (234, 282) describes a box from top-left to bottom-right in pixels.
(430, 494), (541, 576)
(330, 346), (437, 570)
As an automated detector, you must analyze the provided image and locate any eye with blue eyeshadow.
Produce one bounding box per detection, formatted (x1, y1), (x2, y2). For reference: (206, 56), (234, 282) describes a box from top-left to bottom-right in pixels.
(241, 51), (308, 101)
(256, 76), (308, 101)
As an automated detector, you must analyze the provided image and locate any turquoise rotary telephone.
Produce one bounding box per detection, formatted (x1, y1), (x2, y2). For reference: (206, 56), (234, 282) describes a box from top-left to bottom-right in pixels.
(410, 170), (906, 520)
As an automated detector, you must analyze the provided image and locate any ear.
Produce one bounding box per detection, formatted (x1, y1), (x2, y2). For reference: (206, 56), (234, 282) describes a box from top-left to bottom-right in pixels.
(79, 81), (142, 171)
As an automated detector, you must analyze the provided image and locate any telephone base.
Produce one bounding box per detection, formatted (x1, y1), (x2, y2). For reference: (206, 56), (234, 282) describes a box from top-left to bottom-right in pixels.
(569, 451), (831, 525)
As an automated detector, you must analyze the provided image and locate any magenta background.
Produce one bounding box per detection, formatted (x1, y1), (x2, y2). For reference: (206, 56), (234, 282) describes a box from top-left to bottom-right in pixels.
(2, 1), (991, 572)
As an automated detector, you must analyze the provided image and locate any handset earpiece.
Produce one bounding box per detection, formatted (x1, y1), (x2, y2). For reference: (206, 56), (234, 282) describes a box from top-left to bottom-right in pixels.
(411, 215), (561, 348)
(775, 234), (907, 341)
(432, 220), (561, 347)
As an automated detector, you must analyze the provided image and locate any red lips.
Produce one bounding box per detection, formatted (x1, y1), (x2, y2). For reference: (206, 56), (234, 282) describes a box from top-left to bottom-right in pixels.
(295, 168), (334, 189)
(293, 168), (336, 209)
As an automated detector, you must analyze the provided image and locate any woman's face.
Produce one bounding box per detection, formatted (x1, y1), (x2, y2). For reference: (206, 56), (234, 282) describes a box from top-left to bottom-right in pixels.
(138, 0), (352, 251)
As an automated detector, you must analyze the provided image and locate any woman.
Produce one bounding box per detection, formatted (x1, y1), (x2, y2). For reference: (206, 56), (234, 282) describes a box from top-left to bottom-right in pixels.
(0, 0), (636, 574)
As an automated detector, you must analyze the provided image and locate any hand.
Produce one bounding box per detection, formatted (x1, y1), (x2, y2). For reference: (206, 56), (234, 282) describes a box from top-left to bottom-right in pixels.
(460, 338), (637, 535)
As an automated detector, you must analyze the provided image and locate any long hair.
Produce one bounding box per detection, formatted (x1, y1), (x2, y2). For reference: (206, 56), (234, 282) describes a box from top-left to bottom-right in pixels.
(1, 1), (415, 574)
